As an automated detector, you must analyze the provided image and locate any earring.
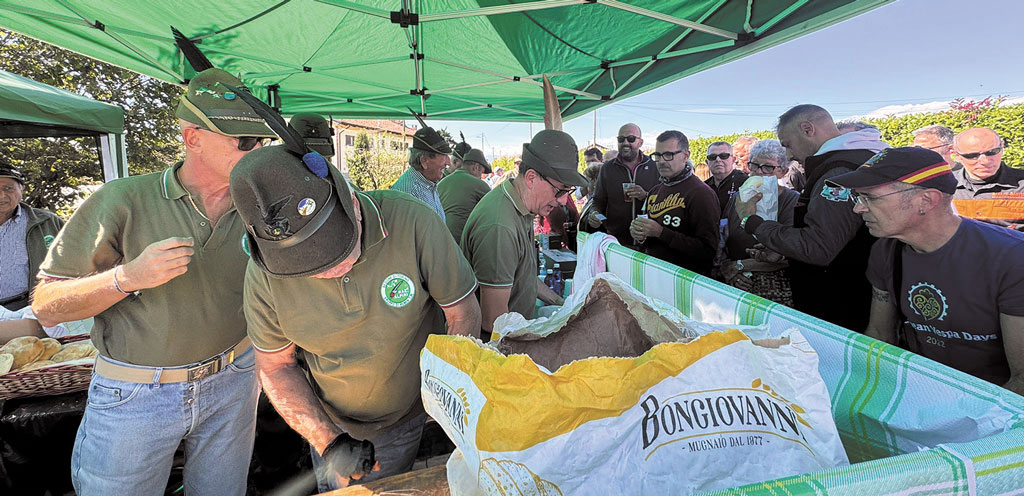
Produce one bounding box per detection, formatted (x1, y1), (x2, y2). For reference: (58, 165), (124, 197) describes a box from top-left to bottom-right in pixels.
(919, 210), (926, 215)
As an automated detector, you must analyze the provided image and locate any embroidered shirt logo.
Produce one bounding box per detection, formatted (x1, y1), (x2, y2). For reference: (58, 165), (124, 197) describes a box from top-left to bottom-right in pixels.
(646, 193), (687, 218)
(381, 273), (415, 308)
(908, 282), (947, 321)
(820, 184), (851, 202)
(43, 235), (54, 248)
(241, 235), (252, 257)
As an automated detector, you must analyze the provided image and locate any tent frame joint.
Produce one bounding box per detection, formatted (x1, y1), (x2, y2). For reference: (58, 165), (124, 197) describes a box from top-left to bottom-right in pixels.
(390, 10), (419, 27)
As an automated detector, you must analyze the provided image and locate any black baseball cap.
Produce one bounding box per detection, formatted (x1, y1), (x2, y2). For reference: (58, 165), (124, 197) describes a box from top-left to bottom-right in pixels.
(828, 147), (957, 194)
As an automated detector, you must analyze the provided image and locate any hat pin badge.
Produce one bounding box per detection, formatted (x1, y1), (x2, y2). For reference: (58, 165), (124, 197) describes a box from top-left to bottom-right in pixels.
(298, 198), (317, 216)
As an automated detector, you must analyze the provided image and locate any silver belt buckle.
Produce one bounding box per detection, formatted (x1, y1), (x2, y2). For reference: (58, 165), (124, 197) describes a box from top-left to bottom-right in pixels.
(187, 358), (221, 381)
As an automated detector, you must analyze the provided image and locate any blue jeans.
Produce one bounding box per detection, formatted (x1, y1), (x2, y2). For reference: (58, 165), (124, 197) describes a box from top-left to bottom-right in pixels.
(71, 347), (259, 496)
(310, 412), (427, 492)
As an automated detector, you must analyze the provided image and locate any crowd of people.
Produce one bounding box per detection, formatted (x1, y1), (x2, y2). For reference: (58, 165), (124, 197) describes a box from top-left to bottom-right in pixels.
(1, 66), (1021, 494)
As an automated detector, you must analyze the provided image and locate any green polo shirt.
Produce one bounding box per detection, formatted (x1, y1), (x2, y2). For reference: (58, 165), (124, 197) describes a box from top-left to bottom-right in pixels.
(461, 177), (537, 319)
(437, 169), (491, 243)
(40, 163), (249, 366)
(244, 189), (478, 439)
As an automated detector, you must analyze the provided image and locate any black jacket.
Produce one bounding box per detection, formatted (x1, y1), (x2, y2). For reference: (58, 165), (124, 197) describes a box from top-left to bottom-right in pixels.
(952, 163), (1024, 231)
(745, 149), (877, 331)
(591, 153), (659, 248)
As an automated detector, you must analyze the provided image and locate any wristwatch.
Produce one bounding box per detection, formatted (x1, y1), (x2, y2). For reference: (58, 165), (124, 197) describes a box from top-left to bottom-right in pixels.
(735, 260), (744, 271)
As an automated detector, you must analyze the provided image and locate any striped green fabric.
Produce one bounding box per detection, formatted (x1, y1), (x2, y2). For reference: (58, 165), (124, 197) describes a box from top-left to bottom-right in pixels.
(580, 233), (1024, 494)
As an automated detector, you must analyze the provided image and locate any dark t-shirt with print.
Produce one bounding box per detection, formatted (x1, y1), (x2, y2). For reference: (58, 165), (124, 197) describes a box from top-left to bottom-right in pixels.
(867, 218), (1024, 385)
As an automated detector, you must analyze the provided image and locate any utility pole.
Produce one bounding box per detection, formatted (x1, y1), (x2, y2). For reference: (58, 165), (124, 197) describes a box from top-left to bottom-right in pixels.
(529, 122), (533, 139)
(593, 110), (597, 146)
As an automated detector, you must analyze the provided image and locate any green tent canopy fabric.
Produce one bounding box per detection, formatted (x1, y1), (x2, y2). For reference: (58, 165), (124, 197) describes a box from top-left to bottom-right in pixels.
(0, 69), (124, 136)
(0, 0), (890, 122)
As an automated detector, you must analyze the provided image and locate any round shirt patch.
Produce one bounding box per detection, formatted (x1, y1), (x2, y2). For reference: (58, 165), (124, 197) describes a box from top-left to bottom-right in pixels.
(43, 235), (54, 248)
(297, 198), (317, 216)
(908, 282), (947, 321)
(381, 273), (415, 308)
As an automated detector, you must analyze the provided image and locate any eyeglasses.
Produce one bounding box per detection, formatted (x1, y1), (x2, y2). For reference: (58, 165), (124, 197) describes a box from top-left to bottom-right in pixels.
(706, 152), (732, 162)
(617, 135), (639, 143)
(540, 174), (576, 199)
(849, 188), (916, 206)
(955, 146), (1002, 160)
(650, 150), (684, 162)
(190, 127), (269, 151)
(748, 162), (778, 173)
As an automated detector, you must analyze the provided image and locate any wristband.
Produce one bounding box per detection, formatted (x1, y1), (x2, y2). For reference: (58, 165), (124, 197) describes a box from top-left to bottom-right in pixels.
(112, 266), (138, 295)
(740, 215), (750, 230)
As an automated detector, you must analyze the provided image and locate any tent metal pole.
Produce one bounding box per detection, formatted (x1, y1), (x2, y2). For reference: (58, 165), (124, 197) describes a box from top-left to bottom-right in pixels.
(428, 105), (488, 117)
(609, 40), (733, 68)
(313, 0), (390, 19)
(51, 0), (182, 82)
(316, 57), (410, 71)
(521, 66), (599, 79)
(200, 47), (297, 69)
(417, 0), (585, 22)
(0, 3), (90, 26)
(753, 0), (811, 36)
(596, 0), (738, 40)
(314, 71), (408, 94)
(427, 57), (603, 100)
(285, 90), (408, 114)
(428, 79), (512, 94)
(560, 70), (605, 115)
(431, 93), (542, 119)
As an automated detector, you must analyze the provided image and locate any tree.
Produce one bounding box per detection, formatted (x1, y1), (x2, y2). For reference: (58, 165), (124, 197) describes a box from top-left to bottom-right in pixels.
(0, 29), (184, 212)
(347, 132), (407, 190)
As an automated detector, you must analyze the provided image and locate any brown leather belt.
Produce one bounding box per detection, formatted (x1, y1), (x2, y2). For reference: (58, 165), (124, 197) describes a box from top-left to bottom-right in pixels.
(94, 336), (251, 384)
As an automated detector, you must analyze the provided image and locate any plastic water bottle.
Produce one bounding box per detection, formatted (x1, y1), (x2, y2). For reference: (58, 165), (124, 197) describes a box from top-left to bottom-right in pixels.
(544, 269), (555, 290)
(551, 264), (564, 296)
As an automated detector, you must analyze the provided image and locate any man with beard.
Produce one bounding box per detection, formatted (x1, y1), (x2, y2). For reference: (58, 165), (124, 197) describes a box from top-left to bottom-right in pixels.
(585, 123), (658, 249)
(734, 104), (887, 330)
(629, 130), (719, 275)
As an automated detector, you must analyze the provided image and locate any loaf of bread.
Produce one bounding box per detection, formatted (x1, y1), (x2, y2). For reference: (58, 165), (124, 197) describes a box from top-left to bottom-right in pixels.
(39, 338), (62, 360)
(0, 353), (13, 375)
(51, 342), (98, 363)
(0, 336), (45, 369)
(20, 360), (57, 371)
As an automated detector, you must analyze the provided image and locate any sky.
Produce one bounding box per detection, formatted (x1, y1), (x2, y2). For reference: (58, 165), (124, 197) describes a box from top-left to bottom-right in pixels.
(428, 0), (1024, 159)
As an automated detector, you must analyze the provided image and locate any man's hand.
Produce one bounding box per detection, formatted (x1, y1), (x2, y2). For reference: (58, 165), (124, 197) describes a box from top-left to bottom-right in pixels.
(587, 211), (603, 228)
(119, 237), (195, 292)
(735, 192), (762, 219)
(630, 217), (662, 241)
(720, 260), (753, 292)
(318, 433), (379, 487)
(624, 185), (648, 202)
(745, 244), (785, 263)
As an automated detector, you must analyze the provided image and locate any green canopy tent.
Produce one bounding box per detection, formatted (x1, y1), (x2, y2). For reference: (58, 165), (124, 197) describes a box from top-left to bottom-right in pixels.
(0, 69), (128, 180)
(0, 0), (890, 123)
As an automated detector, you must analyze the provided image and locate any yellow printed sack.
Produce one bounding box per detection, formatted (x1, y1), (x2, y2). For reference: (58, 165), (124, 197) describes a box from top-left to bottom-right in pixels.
(420, 275), (847, 494)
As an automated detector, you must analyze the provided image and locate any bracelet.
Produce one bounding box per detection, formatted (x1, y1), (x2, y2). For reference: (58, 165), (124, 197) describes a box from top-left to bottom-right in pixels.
(740, 215), (750, 230)
(112, 265), (136, 295)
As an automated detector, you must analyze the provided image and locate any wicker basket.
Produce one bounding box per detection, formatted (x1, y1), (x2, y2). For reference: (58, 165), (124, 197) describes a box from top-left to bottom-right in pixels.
(0, 334), (94, 400)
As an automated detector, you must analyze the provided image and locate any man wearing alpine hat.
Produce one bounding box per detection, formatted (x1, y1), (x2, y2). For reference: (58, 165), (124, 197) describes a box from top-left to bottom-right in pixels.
(438, 147), (492, 243)
(289, 112), (335, 157)
(32, 68), (275, 495)
(391, 126), (450, 220)
(447, 136), (473, 178)
(828, 147), (1024, 395)
(462, 130), (589, 336)
(231, 120), (481, 489)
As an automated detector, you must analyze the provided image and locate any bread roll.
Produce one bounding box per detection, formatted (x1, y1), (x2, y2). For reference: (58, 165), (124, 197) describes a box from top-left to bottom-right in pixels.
(39, 338), (62, 360)
(0, 353), (13, 375)
(51, 342), (98, 363)
(19, 359), (57, 371)
(1, 337), (45, 369)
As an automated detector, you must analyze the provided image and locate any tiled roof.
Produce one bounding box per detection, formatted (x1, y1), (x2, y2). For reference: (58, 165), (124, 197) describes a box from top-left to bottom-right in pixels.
(335, 119), (417, 135)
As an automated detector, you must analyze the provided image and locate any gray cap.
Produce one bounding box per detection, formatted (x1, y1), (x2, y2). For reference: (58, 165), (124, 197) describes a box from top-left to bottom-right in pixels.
(521, 130), (588, 187)
(463, 148), (491, 174)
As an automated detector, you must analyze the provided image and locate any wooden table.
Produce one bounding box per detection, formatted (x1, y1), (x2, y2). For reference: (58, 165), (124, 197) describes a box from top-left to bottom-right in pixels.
(320, 465), (449, 495)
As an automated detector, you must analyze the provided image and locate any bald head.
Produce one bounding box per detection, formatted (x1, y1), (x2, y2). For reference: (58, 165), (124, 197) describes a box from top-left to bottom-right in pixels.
(616, 123), (643, 163)
(954, 127), (1004, 180)
(775, 104), (840, 162)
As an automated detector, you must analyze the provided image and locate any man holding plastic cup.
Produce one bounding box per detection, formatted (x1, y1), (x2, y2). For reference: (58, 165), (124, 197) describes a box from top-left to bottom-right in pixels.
(630, 130), (719, 275)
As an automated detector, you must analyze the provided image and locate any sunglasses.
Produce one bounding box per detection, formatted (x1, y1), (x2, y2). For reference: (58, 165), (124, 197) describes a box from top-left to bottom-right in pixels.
(748, 162), (777, 173)
(540, 174), (576, 199)
(617, 135), (639, 143)
(190, 127), (269, 151)
(707, 152), (732, 162)
(650, 150), (684, 162)
(955, 146), (1002, 160)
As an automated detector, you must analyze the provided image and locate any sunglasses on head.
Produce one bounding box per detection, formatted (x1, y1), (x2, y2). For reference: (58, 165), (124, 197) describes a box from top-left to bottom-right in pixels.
(956, 146), (1002, 160)
(707, 152), (731, 162)
(617, 135), (639, 143)
(650, 150), (684, 162)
